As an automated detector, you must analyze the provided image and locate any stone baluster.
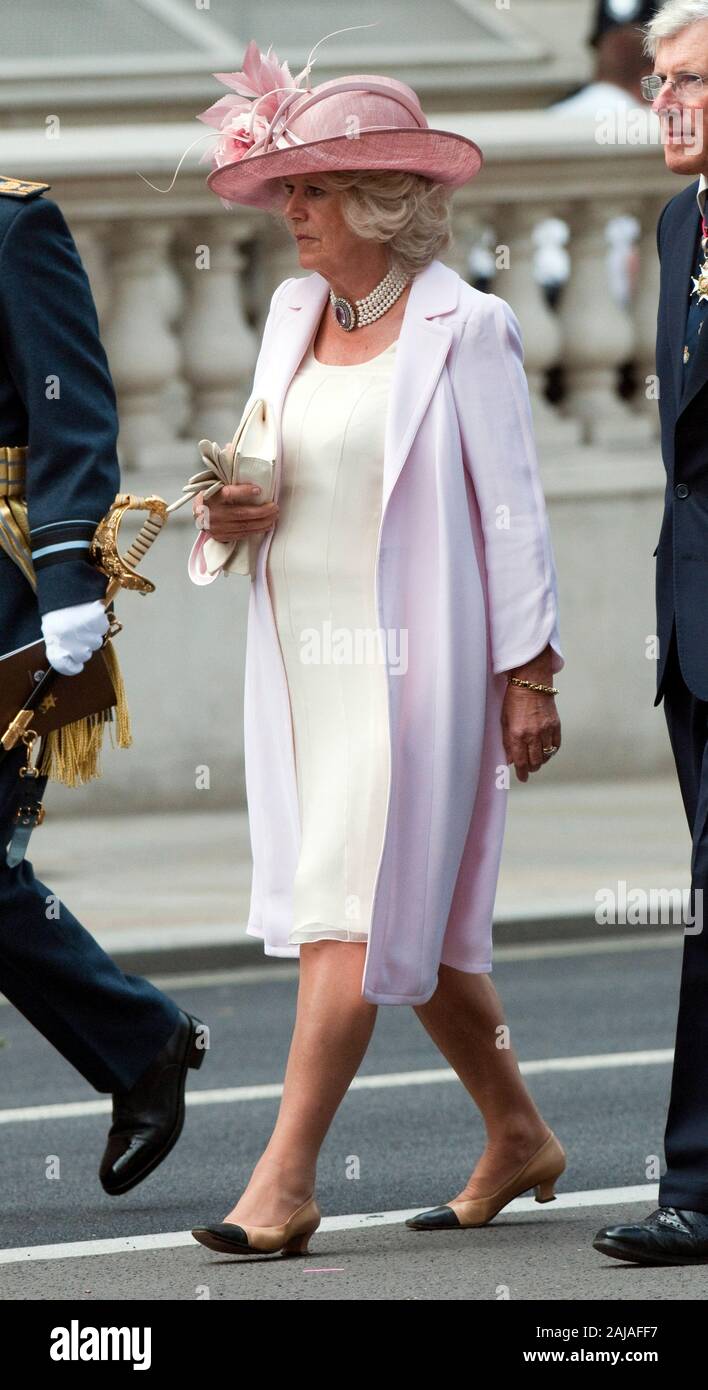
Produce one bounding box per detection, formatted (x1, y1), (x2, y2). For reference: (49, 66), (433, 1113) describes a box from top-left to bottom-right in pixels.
(102, 221), (181, 470)
(72, 222), (112, 326)
(256, 220), (303, 317)
(180, 216), (259, 444)
(558, 201), (653, 447)
(157, 244), (190, 441)
(445, 204), (484, 283)
(497, 202), (581, 449)
(448, 205), (496, 284)
(633, 196), (667, 435)
(242, 223), (290, 331)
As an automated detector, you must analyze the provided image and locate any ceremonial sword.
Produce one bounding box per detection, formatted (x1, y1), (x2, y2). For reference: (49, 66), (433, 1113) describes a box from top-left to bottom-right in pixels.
(0, 494), (168, 763)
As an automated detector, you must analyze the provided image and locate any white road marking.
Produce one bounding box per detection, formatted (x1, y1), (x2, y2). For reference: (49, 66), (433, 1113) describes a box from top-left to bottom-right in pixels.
(0, 1185), (661, 1267)
(0, 1049), (673, 1126)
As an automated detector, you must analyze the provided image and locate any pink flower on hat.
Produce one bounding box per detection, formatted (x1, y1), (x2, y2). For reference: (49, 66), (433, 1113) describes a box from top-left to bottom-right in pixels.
(198, 41), (298, 171)
(209, 112), (272, 169)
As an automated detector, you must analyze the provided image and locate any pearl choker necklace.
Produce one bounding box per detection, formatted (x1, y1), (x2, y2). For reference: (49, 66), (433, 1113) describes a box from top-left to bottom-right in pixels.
(329, 266), (410, 332)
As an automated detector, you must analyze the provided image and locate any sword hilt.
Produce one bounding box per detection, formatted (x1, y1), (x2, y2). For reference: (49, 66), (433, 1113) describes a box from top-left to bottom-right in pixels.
(90, 493), (168, 602)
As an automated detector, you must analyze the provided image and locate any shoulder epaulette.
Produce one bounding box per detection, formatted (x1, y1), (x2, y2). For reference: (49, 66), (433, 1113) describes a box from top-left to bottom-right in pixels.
(0, 175), (51, 202)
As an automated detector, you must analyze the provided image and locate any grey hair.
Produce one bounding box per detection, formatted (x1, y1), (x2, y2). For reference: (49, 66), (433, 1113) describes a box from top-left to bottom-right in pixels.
(273, 169), (453, 277)
(643, 0), (708, 58)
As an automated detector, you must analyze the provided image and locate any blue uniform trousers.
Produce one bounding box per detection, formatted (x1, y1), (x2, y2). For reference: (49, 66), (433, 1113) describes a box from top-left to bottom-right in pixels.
(0, 748), (180, 1094)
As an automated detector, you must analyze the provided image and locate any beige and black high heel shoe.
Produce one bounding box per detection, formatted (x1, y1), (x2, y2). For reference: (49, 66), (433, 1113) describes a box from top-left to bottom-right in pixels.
(405, 1131), (566, 1231)
(192, 1195), (321, 1257)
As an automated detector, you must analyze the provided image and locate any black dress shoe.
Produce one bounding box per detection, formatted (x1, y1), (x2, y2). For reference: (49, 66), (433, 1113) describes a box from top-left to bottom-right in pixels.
(100, 1010), (207, 1195)
(593, 1206), (708, 1265)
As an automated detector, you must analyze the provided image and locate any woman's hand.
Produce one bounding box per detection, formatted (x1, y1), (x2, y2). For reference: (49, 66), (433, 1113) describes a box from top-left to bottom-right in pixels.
(501, 646), (561, 783)
(193, 485), (279, 543)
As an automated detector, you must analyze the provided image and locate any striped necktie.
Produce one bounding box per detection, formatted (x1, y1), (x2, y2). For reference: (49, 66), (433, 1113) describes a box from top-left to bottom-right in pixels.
(684, 206), (708, 374)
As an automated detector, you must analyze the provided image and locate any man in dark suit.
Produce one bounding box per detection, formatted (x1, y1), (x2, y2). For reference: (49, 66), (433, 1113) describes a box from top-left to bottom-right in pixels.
(0, 174), (207, 1197)
(594, 3), (708, 1264)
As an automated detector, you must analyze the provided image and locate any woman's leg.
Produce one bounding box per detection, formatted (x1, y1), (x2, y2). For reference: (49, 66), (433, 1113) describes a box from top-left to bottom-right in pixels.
(413, 964), (552, 1200)
(223, 940), (376, 1226)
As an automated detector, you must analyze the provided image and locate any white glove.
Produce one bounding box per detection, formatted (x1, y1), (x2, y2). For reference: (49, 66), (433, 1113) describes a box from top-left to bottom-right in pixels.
(41, 600), (109, 677)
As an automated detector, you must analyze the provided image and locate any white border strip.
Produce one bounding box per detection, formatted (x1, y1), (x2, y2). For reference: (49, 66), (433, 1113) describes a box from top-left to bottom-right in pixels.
(0, 1186), (660, 1266)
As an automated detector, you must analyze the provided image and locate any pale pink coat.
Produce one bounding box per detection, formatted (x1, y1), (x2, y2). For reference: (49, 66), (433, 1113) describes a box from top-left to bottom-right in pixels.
(191, 258), (564, 1005)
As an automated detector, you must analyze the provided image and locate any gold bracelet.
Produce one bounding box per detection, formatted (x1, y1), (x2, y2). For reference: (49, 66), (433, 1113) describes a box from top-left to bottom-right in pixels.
(506, 676), (559, 695)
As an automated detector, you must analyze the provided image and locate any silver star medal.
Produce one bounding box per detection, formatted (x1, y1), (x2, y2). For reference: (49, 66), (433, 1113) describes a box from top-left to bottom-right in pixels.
(691, 267), (708, 303)
(691, 228), (708, 304)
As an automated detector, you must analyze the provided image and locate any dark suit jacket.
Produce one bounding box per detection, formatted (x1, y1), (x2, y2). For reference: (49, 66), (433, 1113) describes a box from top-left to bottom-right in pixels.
(655, 177), (708, 705)
(0, 185), (119, 658)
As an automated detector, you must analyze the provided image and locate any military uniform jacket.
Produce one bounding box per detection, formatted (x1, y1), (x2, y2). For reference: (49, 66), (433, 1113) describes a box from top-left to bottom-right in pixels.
(0, 176), (119, 656)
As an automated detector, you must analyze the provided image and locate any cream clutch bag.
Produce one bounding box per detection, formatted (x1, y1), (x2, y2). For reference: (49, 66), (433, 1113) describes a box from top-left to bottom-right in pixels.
(183, 397), (277, 584)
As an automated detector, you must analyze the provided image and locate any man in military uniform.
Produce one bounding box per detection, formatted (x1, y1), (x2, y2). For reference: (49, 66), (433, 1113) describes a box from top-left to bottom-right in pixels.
(551, 0), (660, 113)
(0, 174), (206, 1196)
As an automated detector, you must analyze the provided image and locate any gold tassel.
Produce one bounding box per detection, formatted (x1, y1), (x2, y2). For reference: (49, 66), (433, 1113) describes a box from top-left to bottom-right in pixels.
(102, 640), (132, 751)
(0, 496), (136, 788)
(38, 641), (133, 788)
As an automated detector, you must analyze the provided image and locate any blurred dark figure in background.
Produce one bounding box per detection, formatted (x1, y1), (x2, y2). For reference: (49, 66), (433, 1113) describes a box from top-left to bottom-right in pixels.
(542, 2), (662, 402)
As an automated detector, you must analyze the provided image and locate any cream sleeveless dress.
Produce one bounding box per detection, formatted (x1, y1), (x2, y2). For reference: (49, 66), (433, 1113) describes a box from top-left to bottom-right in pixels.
(266, 334), (398, 944)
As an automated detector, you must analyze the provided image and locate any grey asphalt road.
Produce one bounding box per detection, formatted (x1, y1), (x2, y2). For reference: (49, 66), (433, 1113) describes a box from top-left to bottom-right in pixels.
(1, 939), (706, 1301)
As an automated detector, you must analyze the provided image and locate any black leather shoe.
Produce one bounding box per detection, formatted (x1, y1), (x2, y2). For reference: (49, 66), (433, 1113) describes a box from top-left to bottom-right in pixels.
(593, 1206), (708, 1265)
(100, 1010), (207, 1196)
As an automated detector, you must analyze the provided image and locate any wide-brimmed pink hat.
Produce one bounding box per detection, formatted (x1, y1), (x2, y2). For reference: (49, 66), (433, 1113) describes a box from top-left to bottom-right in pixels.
(198, 37), (483, 211)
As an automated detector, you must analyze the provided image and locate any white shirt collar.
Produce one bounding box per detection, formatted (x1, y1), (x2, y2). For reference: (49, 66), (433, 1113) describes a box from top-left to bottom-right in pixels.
(698, 173), (707, 219)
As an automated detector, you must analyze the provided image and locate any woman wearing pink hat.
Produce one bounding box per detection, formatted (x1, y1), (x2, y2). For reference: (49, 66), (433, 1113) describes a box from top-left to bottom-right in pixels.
(188, 34), (567, 1259)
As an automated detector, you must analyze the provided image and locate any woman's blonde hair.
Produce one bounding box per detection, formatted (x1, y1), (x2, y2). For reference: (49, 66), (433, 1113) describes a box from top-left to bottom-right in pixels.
(274, 170), (453, 277)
